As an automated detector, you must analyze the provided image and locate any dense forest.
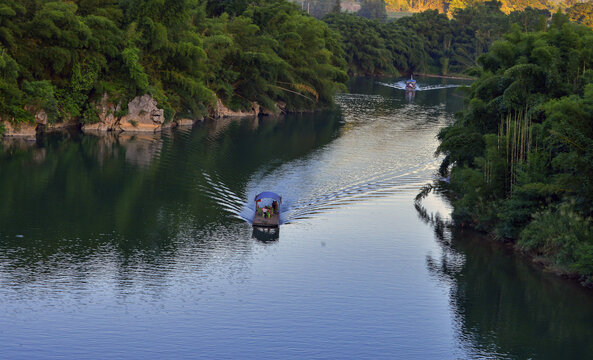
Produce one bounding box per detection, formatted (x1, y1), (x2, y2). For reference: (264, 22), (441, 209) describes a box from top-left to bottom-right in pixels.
(435, 12), (593, 284)
(299, 0), (593, 25)
(1, 1), (593, 283)
(0, 0), (348, 130)
(3, 0), (593, 132)
(325, 1), (555, 75)
(385, 0), (593, 19)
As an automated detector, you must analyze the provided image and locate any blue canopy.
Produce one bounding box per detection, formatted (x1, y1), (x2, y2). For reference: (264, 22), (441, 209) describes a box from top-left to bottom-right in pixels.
(254, 191), (282, 203)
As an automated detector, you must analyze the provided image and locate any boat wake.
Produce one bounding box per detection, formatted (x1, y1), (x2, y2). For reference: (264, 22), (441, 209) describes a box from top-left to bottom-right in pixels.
(199, 90), (453, 228)
(279, 161), (438, 223)
(378, 81), (462, 91)
(200, 159), (439, 227)
(199, 172), (248, 222)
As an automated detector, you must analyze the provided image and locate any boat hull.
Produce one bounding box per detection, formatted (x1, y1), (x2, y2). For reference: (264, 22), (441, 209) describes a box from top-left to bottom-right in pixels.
(252, 212), (280, 228)
(252, 227), (280, 242)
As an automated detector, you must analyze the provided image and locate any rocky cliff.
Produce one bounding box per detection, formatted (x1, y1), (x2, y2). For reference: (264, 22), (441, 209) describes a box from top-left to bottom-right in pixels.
(2, 94), (283, 139)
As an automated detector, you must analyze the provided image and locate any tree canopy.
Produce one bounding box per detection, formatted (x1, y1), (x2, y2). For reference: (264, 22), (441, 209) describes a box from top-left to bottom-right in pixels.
(435, 14), (593, 282)
(326, 1), (524, 76)
(0, 0), (348, 128)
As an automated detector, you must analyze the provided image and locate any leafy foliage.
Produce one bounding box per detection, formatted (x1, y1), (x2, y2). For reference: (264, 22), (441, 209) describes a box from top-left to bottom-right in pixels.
(436, 15), (593, 280)
(358, 0), (388, 20)
(327, 1), (525, 76)
(0, 0), (348, 126)
(567, 1), (593, 29)
(386, 0), (557, 14)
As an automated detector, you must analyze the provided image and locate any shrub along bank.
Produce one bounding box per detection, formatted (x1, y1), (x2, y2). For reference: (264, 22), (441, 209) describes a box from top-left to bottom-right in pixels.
(0, 0), (348, 134)
(435, 12), (593, 285)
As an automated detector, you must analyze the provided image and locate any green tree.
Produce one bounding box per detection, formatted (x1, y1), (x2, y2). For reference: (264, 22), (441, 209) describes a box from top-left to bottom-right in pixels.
(358, 0), (387, 21)
(324, 13), (395, 74)
(567, 1), (593, 28)
(435, 17), (593, 281)
(205, 0), (250, 17)
(509, 7), (550, 32)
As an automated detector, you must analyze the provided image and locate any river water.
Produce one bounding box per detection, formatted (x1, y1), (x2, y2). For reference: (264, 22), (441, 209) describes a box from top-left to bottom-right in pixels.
(1, 77), (592, 359)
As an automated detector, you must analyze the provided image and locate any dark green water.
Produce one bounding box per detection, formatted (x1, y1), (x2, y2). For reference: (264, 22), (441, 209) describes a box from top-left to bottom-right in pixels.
(1, 77), (592, 359)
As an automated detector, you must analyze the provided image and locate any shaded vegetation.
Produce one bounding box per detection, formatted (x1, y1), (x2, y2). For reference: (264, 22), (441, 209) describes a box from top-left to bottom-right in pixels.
(0, 0), (348, 127)
(566, 1), (593, 29)
(4, 0), (593, 129)
(325, 1), (520, 76)
(435, 13), (593, 283)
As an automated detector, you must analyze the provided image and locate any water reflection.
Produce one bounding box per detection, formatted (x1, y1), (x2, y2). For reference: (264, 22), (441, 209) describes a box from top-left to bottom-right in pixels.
(405, 89), (415, 102)
(6, 77), (586, 358)
(0, 112), (343, 281)
(251, 227), (280, 243)
(417, 193), (593, 359)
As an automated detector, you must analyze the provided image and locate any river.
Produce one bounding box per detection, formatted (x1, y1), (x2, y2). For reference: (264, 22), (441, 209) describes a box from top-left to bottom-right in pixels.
(1, 77), (592, 359)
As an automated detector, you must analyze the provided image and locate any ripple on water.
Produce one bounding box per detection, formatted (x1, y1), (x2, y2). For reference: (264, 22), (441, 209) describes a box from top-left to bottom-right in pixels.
(378, 80), (464, 91)
(199, 91), (453, 225)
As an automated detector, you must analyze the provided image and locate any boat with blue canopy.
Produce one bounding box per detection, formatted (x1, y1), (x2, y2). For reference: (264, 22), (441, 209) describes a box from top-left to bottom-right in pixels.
(253, 191), (282, 228)
(406, 75), (417, 90)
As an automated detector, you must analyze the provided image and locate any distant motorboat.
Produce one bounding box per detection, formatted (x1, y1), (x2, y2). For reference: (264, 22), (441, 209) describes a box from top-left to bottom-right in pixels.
(253, 191), (282, 228)
(405, 75), (417, 91)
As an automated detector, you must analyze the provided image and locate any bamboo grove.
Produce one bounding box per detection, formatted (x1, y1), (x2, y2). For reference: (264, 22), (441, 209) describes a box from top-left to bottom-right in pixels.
(436, 13), (593, 283)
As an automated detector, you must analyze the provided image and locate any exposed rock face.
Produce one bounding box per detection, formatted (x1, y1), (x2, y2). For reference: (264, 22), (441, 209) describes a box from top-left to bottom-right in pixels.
(36, 111), (78, 132)
(119, 94), (164, 132)
(175, 118), (197, 126)
(81, 94), (121, 132)
(1, 108), (55, 138)
(2, 93), (284, 139)
(212, 98), (259, 118)
(1, 121), (37, 137)
(211, 98), (286, 118)
(81, 94), (165, 133)
(33, 109), (48, 125)
(46, 120), (77, 131)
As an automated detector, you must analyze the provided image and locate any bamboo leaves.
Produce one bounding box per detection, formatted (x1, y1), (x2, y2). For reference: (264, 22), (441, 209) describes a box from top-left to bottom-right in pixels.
(437, 15), (593, 277)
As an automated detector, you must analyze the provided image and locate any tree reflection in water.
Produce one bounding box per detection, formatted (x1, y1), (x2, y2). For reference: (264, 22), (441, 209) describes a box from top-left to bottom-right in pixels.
(416, 190), (593, 359)
(251, 227), (280, 243)
(0, 111), (342, 292)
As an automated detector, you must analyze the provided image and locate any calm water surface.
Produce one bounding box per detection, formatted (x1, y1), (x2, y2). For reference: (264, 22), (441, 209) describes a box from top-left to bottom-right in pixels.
(1, 77), (593, 359)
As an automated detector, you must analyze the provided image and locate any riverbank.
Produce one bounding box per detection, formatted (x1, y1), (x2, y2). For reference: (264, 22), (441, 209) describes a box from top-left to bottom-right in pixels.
(0, 94), (289, 139)
(413, 73), (476, 81)
(474, 230), (593, 289)
(433, 20), (593, 289)
(464, 226), (593, 288)
(0, 0), (347, 141)
(416, 180), (593, 289)
(5, 77), (593, 359)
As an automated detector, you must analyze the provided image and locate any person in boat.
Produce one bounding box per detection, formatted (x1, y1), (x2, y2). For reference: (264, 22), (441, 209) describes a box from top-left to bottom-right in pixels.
(272, 201), (278, 212)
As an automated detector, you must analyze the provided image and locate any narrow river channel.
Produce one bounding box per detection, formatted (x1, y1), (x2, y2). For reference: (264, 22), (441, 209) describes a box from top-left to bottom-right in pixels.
(1, 77), (592, 359)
